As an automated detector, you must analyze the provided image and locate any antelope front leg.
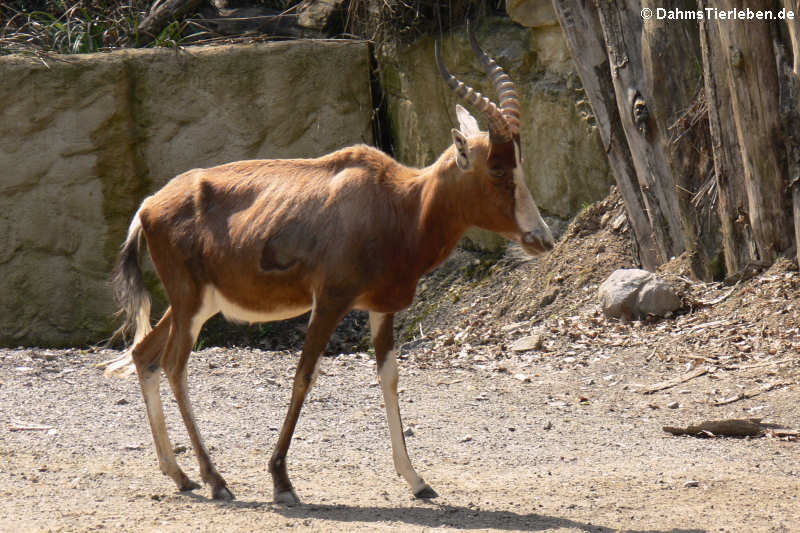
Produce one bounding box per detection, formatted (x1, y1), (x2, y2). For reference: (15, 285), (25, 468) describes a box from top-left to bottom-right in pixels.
(269, 302), (347, 505)
(370, 312), (437, 499)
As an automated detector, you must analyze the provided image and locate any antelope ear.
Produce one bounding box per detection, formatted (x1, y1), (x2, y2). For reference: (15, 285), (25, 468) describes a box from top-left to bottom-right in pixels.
(455, 104), (481, 137)
(451, 128), (471, 171)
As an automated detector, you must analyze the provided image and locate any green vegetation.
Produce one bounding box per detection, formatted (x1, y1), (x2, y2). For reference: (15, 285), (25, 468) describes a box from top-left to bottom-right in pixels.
(1, 0), (503, 56)
(1, 1), (151, 55)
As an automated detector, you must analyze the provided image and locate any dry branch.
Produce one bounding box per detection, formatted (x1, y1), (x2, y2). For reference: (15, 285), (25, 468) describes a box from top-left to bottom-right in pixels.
(733, 357), (795, 371)
(696, 284), (738, 306)
(663, 418), (764, 437)
(136, 0), (203, 46)
(713, 382), (788, 406)
(767, 429), (799, 439)
(642, 366), (708, 394)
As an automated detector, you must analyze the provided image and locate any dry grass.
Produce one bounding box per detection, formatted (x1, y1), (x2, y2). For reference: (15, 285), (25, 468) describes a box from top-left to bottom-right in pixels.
(0, 0), (503, 55)
(0, 0), (160, 54)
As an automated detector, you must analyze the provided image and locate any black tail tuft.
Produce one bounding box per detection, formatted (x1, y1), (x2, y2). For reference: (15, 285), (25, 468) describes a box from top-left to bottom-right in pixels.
(110, 219), (148, 345)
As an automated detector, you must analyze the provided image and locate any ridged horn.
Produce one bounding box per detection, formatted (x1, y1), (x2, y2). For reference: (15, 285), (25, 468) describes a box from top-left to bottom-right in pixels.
(435, 40), (512, 144)
(468, 21), (521, 134)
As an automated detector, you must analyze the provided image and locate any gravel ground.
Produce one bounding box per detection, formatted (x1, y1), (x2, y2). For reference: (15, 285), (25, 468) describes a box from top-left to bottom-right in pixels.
(1, 343), (797, 532)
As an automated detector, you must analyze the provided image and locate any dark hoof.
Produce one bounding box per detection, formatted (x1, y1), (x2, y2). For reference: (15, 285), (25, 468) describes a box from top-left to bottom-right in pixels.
(274, 488), (301, 505)
(212, 484), (235, 501)
(179, 479), (202, 492)
(414, 485), (438, 499)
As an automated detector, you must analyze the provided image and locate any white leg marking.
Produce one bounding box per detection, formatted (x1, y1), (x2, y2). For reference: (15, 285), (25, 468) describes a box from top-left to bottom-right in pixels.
(99, 350), (136, 378)
(379, 349), (427, 493)
(140, 371), (182, 480)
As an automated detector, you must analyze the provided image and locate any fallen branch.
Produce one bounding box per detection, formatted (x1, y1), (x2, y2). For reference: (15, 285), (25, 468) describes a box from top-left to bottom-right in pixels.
(642, 366), (708, 394)
(766, 429), (799, 439)
(733, 357), (794, 371)
(713, 381), (788, 405)
(696, 283), (739, 306)
(136, 0), (203, 46)
(663, 418), (764, 437)
(684, 320), (729, 334)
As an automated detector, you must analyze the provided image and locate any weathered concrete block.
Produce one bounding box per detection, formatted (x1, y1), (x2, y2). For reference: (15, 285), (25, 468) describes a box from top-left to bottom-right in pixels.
(598, 269), (683, 320)
(0, 41), (373, 346)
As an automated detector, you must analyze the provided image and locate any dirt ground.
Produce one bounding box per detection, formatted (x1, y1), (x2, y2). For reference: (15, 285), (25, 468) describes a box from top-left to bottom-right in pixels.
(2, 191), (798, 532)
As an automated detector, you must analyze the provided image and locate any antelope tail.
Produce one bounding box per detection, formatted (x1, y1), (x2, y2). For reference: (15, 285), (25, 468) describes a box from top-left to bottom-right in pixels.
(97, 209), (152, 378)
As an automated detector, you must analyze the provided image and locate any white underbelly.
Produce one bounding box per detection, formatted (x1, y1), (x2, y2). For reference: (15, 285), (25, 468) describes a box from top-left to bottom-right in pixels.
(190, 285), (311, 339)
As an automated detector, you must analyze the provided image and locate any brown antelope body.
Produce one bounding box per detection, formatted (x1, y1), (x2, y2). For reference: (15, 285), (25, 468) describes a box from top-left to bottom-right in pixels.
(102, 30), (553, 504)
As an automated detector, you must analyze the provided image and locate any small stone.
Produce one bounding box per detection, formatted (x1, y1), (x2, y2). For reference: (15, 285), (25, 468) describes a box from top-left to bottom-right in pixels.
(667, 401), (680, 409)
(115, 398), (129, 405)
(510, 335), (543, 352)
(459, 435), (473, 443)
(539, 288), (558, 307)
(684, 480), (699, 488)
(403, 427), (415, 437)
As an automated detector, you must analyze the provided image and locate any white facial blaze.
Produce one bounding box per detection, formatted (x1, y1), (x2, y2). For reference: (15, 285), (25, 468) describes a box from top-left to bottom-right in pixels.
(511, 144), (547, 234)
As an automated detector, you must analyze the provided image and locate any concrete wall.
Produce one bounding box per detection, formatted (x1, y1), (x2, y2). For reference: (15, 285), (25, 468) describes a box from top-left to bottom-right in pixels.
(0, 41), (373, 346)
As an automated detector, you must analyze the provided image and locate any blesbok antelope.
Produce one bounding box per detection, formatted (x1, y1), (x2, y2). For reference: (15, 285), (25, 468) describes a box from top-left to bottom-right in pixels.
(101, 29), (553, 504)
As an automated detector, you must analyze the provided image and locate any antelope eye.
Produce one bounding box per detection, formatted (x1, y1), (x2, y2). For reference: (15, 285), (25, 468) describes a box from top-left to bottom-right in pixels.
(489, 168), (506, 179)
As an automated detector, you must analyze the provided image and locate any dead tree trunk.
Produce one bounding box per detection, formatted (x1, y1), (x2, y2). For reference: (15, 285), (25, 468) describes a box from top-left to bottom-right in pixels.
(701, 0), (792, 269)
(553, 0), (798, 279)
(550, 2), (661, 270)
(779, 1), (800, 269)
(553, 0), (718, 278)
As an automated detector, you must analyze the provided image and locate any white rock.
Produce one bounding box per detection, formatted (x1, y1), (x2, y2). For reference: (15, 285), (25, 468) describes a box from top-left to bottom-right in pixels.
(598, 269), (682, 320)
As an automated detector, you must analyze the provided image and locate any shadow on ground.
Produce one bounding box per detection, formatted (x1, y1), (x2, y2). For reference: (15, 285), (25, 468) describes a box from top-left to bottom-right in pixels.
(183, 491), (706, 533)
